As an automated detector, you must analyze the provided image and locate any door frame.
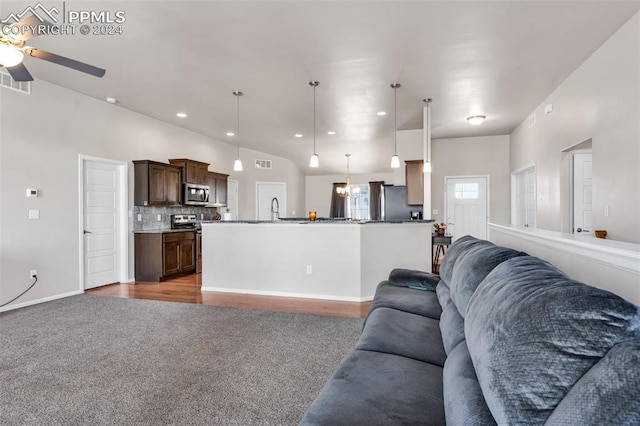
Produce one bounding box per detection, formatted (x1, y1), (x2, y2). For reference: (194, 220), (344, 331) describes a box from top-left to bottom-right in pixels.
(77, 155), (129, 292)
(444, 175), (490, 239)
(255, 181), (287, 220)
(569, 149), (593, 235)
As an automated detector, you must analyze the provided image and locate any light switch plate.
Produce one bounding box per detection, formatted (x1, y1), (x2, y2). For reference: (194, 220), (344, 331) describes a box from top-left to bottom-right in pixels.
(29, 209), (40, 219)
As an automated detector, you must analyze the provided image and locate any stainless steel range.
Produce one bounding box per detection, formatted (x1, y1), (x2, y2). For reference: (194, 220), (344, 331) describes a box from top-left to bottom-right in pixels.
(171, 214), (197, 229)
(170, 214), (202, 274)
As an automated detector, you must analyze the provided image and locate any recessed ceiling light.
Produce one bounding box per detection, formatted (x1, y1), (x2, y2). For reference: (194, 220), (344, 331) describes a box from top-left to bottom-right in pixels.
(295, 134), (303, 138)
(327, 131), (336, 135)
(377, 111), (387, 116)
(466, 115), (486, 125)
(105, 97), (117, 104)
(226, 132), (235, 136)
(176, 112), (187, 118)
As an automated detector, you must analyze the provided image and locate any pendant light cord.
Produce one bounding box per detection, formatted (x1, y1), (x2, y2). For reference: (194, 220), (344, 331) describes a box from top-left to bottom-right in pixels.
(394, 85), (397, 155)
(236, 93), (241, 157)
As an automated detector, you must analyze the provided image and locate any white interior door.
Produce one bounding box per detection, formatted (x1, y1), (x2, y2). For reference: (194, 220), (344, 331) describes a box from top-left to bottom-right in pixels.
(227, 179), (239, 220)
(83, 160), (121, 289)
(573, 152), (593, 236)
(256, 182), (286, 220)
(445, 177), (488, 242)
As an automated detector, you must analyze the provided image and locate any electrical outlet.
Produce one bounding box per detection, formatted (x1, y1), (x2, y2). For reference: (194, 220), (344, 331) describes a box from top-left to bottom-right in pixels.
(200, 214), (204, 220)
(306, 265), (313, 275)
(157, 214), (162, 221)
(30, 270), (37, 279)
(137, 214), (142, 222)
(604, 205), (610, 217)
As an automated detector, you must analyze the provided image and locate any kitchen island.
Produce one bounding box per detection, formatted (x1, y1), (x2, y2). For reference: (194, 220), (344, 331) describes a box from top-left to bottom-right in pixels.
(201, 220), (432, 301)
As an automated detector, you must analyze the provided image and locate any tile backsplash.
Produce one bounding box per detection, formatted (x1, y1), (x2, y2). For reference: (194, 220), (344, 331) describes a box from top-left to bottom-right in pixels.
(133, 206), (221, 231)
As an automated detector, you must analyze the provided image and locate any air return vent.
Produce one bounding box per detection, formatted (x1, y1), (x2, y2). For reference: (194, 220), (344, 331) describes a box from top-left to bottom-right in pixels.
(255, 159), (272, 169)
(0, 70), (31, 94)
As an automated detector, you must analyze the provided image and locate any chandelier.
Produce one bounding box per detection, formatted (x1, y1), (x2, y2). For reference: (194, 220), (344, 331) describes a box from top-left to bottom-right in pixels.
(336, 154), (360, 198)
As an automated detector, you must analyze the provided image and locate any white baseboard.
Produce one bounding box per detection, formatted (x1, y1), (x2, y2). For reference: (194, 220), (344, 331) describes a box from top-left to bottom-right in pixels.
(0, 290), (82, 313)
(201, 286), (373, 303)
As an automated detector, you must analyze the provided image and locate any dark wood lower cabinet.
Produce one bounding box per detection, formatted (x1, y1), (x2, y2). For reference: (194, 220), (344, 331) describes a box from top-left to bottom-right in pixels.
(135, 231), (196, 282)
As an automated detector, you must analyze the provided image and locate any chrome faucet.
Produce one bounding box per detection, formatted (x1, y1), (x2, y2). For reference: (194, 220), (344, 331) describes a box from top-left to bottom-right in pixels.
(271, 197), (280, 221)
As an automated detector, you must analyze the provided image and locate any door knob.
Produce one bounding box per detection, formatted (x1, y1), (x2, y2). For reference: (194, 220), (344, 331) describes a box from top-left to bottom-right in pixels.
(576, 228), (582, 233)
(84, 230), (92, 234)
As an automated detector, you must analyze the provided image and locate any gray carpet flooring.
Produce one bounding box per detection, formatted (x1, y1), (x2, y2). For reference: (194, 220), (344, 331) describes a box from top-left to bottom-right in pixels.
(0, 295), (363, 425)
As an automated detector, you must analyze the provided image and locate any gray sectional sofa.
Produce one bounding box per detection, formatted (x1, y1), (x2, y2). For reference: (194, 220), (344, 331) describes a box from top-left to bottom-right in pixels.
(300, 235), (640, 425)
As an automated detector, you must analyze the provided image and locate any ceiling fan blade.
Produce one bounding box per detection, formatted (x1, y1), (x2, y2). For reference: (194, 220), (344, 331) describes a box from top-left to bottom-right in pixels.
(4, 15), (55, 41)
(5, 62), (34, 81)
(24, 48), (106, 78)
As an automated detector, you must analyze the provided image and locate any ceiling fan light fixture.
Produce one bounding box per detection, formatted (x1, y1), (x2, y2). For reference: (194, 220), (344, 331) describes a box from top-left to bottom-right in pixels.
(0, 43), (24, 67)
(467, 115), (486, 125)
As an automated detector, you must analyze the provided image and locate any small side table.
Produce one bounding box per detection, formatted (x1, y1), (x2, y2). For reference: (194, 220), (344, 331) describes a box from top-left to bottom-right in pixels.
(432, 233), (452, 274)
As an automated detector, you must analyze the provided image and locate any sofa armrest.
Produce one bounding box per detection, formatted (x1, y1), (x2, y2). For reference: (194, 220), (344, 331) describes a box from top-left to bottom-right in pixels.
(387, 268), (440, 291)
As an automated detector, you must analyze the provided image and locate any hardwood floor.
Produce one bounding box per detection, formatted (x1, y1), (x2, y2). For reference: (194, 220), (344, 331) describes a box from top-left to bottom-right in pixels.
(86, 274), (372, 318)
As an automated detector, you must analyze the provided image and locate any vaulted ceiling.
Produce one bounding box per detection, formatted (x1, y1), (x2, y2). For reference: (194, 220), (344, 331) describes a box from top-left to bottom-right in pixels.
(2, 1), (638, 174)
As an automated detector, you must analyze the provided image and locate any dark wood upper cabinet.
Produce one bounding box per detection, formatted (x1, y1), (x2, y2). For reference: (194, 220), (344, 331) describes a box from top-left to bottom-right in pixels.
(134, 160), (182, 206)
(206, 171), (229, 207)
(405, 160), (424, 205)
(168, 159), (210, 185)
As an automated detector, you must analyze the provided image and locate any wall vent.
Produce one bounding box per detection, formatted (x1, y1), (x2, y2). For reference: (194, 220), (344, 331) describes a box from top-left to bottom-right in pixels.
(0, 70), (31, 94)
(255, 159), (272, 169)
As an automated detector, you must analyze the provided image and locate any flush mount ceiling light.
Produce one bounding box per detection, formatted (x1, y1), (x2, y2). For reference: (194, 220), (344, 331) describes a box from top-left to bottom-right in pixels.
(467, 115), (486, 125)
(294, 133), (303, 138)
(327, 131), (335, 135)
(309, 81), (320, 168)
(176, 112), (187, 118)
(0, 42), (24, 67)
(232, 90), (243, 172)
(390, 83), (401, 169)
(377, 111), (387, 116)
(336, 154), (358, 198)
(226, 132), (235, 136)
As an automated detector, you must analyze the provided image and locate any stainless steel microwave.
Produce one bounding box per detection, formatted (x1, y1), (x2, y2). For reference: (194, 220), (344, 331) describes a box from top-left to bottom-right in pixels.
(183, 183), (209, 206)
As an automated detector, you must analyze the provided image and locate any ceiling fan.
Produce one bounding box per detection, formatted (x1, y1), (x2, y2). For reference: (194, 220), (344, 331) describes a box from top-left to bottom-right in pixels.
(0, 15), (105, 82)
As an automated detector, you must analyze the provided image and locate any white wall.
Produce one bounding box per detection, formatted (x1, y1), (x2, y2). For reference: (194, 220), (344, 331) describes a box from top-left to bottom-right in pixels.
(430, 135), (511, 226)
(306, 172), (393, 218)
(509, 11), (640, 243)
(0, 80), (304, 309)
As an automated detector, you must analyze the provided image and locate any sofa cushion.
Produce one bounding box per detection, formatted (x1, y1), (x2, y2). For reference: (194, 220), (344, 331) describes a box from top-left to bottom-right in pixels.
(443, 341), (496, 426)
(449, 244), (528, 318)
(299, 349), (445, 425)
(546, 341), (640, 425)
(465, 256), (640, 424)
(367, 281), (442, 320)
(438, 235), (490, 287)
(436, 282), (465, 355)
(357, 307), (447, 366)
(388, 268), (441, 290)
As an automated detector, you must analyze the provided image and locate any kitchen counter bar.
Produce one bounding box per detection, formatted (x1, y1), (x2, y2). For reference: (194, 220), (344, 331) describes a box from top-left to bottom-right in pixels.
(201, 221), (432, 301)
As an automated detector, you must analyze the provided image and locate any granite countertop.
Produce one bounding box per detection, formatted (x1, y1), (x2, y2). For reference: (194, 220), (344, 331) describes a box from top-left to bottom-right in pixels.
(203, 219), (435, 225)
(133, 228), (200, 234)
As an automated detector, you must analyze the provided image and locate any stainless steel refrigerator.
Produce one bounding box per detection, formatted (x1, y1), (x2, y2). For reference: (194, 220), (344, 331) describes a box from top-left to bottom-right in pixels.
(381, 185), (423, 221)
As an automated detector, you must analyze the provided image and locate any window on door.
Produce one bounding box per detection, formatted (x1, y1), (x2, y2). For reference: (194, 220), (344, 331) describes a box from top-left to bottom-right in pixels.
(512, 167), (536, 228)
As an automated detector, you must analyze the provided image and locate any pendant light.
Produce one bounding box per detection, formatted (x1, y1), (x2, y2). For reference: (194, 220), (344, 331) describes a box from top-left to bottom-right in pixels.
(423, 98), (432, 173)
(390, 83), (401, 168)
(309, 81), (320, 168)
(336, 154), (352, 197)
(232, 90), (243, 172)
